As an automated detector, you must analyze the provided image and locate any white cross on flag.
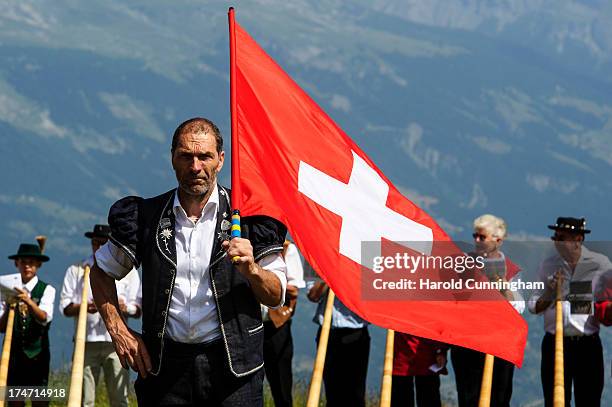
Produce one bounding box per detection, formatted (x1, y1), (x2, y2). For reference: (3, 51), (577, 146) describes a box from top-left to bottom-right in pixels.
(230, 17), (527, 365)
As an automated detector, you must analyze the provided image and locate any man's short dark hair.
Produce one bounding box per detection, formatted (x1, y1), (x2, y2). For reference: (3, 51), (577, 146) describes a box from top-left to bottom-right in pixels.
(171, 117), (223, 154)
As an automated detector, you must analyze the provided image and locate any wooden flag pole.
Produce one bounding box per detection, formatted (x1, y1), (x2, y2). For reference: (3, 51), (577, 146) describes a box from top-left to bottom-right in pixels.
(478, 354), (495, 407)
(306, 288), (335, 407)
(553, 275), (565, 407)
(379, 329), (395, 407)
(0, 304), (16, 407)
(67, 265), (91, 407)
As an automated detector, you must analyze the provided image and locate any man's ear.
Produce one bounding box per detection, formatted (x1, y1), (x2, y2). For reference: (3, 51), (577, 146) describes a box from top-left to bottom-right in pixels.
(216, 151), (225, 173)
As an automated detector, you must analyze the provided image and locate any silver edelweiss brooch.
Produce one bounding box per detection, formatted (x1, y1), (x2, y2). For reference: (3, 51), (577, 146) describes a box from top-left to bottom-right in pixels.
(160, 228), (172, 253)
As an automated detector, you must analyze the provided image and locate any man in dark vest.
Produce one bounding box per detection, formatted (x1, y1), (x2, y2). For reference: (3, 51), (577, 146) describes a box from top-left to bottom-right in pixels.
(0, 243), (56, 407)
(91, 117), (288, 406)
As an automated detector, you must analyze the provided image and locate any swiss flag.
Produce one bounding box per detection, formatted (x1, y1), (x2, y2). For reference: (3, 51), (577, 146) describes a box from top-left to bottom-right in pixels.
(230, 13), (527, 366)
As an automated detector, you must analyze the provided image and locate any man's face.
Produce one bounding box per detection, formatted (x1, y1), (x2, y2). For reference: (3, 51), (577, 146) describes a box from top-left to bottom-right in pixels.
(15, 257), (42, 282)
(172, 130), (224, 197)
(473, 228), (502, 255)
(91, 237), (108, 255)
(551, 230), (583, 259)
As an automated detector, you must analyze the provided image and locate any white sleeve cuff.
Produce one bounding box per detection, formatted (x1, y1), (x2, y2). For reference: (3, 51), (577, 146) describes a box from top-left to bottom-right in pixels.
(95, 242), (133, 280)
(527, 293), (540, 314)
(126, 303), (137, 316)
(258, 253), (287, 309)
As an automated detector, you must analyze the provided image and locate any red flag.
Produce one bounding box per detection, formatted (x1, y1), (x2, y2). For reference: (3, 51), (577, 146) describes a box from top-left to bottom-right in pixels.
(229, 10), (527, 366)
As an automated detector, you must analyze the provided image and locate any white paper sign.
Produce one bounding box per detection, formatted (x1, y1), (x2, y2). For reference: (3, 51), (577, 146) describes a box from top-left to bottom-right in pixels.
(0, 273), (22, 302)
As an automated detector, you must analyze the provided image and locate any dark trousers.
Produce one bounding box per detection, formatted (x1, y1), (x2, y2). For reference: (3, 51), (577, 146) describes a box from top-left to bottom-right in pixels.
(451, 346), (514, 407)
(263, 320), (293, 407)
(391, 375), (441, 407)
(7, 349), (50, 407)
(541, 333), (604, 407)
(135, 339), (264, 406)
(316, 327), (370, 407)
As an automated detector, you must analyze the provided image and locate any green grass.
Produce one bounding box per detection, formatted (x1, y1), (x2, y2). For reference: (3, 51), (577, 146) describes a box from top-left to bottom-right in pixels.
(47, 369), (137, 407)
(45, 370), (453, 406)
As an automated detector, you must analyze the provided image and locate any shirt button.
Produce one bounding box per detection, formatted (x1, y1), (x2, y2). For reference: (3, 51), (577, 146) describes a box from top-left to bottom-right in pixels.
(165, 289), (170, 294)
(158, 332), (163, 338)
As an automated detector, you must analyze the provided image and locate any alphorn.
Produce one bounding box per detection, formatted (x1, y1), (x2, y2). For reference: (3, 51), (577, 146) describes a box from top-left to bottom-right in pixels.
(478, 354), (495, 407)
(379, 329), (395, 407)
(67, 265), (91, 407)
(0, 304), (16, 407)
(306, 288), (335, 407)
(553, 275), (564, 407)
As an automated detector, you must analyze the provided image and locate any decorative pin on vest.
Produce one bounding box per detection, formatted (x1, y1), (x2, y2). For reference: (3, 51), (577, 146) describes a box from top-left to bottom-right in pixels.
(159, 218), (173, 253)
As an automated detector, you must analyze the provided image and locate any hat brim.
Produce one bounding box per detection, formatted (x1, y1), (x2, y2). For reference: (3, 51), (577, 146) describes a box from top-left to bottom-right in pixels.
(8, 254), (50, 262)
(84, 232), (110, 239)
(547, 225), (591, 234)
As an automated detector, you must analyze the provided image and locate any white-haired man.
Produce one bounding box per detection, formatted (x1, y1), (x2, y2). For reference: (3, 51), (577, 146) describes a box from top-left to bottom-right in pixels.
(452, 214), (523, 407)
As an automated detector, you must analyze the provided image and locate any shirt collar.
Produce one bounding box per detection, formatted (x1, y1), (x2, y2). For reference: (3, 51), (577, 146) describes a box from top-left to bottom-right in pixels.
(23, 275), (39, 292)
(173, 184), (219, 222)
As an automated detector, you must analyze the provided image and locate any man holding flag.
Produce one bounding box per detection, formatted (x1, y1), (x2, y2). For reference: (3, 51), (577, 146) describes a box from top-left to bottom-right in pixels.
(90, 118), (288, 406)
(96, 6), (528, 404)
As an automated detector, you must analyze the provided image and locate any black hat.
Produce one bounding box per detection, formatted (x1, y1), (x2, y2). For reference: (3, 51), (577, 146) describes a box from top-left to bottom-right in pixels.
(548, 217), (591, 234)
(84, 224), (111, 239)
(8, 243), (50, 262)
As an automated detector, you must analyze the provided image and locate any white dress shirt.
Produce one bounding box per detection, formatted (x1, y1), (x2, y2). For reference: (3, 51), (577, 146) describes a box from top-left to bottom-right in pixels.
(96, 185), (287, 343)
(60, 255), (141, 342)
(528, 246), (612, 335)
(262, 242), (305, 321)
(284, 243), (306, 289)
(0, 275), (55, 325)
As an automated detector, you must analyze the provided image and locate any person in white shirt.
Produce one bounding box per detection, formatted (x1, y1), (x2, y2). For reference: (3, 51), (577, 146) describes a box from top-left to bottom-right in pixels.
(90, 118), (288, 406)
(0, 243), (56, 407)
(60, 224), (141, 407)
(262, 240), (305, 407)
(528, 217), (611, 407)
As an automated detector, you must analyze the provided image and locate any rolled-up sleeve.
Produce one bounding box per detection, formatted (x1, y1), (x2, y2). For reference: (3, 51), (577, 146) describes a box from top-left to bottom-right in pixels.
(285, 244), (306, 289)
(95, 241), (134, 280)
(528, 262), (549, 314)
(38, 285), (56, 325)
(59, 266), (77, 316)
(258, 252), (287, 309)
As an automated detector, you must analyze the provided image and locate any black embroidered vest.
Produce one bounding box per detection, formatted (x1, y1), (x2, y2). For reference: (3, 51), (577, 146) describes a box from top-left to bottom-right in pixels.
(13, 280), (50, 359)
(107, 186), (286, 376)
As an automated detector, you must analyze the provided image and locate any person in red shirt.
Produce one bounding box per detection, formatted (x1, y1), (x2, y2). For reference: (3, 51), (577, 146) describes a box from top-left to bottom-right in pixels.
(391, 332), (448, 407)
(595, 269), (612, 326)
(452, 214), (524, 407)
